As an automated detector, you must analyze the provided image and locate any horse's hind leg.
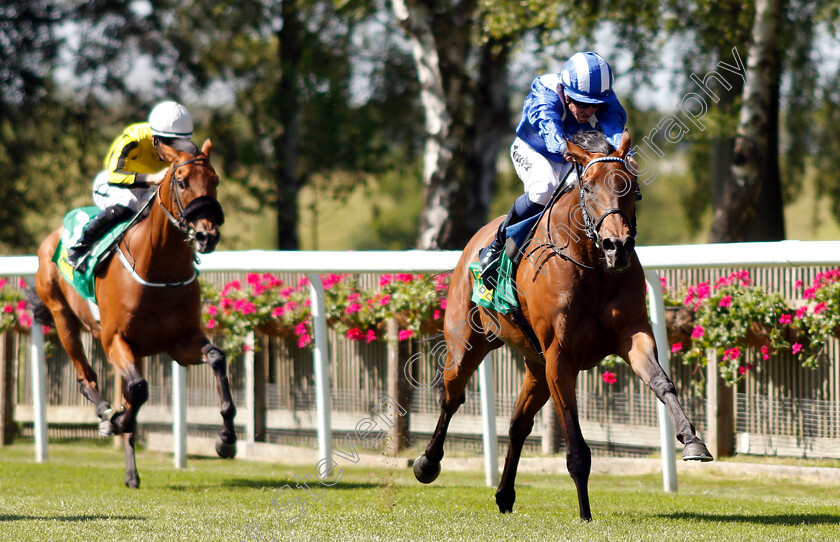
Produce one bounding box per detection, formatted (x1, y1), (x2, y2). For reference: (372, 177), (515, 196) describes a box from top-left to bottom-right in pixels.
(36, 285), (113, 432)
(495, 359), (550, 513)
(414, 329), (492, 484)
(546, 352), (592, 521)
(621, 328), (712, 461)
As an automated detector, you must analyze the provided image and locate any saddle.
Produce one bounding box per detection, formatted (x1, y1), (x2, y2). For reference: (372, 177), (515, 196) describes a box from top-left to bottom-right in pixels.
(52, 193), (154, 303)
(468, 181), (577, 358)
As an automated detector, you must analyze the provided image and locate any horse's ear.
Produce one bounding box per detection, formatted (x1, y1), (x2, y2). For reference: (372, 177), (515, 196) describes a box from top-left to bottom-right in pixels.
(156, 141), (180, 163)
(201, 138), (212, 158)
(615, 129), (632, 159)
(564, 139), (592, 166)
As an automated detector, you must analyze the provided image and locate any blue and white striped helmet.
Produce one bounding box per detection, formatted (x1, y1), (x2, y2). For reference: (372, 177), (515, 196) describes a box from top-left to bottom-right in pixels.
(560, 52), (614, 104)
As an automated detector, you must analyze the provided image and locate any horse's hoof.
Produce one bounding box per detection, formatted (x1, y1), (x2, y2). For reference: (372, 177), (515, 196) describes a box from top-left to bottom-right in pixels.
(413, 454), (440, 484)
(683, 441), (714, 462)
(125, 476), (140, 489)
(495, 489), (515, 513)
(215, 435), (237, 459)
(98, 419), (116, 437)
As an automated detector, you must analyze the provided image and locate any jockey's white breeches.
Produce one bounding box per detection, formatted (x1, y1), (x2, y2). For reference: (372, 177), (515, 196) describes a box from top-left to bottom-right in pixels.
(510, 137), (576, 206)
(92, 171), (149, 212)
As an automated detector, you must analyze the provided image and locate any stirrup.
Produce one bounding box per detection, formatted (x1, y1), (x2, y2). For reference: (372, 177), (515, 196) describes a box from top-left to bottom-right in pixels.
(478, 245), (502, 276)
(67, 244), (91, 269)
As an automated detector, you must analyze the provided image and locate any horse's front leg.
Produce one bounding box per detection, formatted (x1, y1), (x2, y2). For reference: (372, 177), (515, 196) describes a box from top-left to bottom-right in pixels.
(495, 358), (551, 513)
(169, 331), (237, 459)
(104, 337), (148, 488)
(620, 325), (713, 461)
(545, 350), (592, 521)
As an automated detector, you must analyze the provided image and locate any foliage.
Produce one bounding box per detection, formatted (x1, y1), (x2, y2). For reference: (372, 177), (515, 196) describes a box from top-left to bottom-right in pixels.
(666, 269), (840, 383)
(200, 271), (450, 360)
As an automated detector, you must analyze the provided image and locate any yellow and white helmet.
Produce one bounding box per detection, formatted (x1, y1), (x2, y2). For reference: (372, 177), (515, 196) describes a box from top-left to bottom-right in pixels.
(148, 101), (193, 138)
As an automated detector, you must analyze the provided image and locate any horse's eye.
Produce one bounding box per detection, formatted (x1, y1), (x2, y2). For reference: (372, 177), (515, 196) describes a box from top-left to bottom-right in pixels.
(176, 178), (186, 190)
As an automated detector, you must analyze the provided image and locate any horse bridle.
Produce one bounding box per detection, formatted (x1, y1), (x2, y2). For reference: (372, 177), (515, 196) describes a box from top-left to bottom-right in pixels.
(574, 156), (638, 245)
(525, 155), (639, 271)
(157, 157), (225, 241)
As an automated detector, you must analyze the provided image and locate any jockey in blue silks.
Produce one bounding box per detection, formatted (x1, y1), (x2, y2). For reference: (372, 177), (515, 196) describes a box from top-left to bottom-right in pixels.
(478, 51), (628, 276)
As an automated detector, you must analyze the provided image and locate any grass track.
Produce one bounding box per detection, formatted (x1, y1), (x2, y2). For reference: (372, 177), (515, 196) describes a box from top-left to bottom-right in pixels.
(1, 440), (839, 541)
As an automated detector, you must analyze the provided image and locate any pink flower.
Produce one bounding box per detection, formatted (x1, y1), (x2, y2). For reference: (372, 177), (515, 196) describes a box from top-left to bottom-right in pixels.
(440, 299), (447, 310)
(365, 329), (376, 343)
(16, 300), (26, 311)
(723, 347), (741, 361)
(347, 292), (360, 302)
(206, 318), (216, 329)
(396, 273), (413, 283)
(247, 273), (261, 285)
(795, 306), (807, 320)
(379, 274), (392, 287)
(760, 345), (770, 360)
(206, 305), (218, 315)
(298, 334), (312, 348)
(803, 287), (816, 300)
(280, 287), (294, 298)
(271, 306), (286, 318)
(792, 343), (803, 355)
(346, 303), (362, 314)
(378, 295), (391, 306)
(18, 279), (26, 288)
(18, 314), (32, 328)
(322, 274), (342, 289)
(220, 297), (234, 310)
(718, 295), (732, 308)
(433, 310), (441, 320)
(670, 343), (683, 353)
(659, 276), (668, 289)
(346, 328), (363, 341)
(0, 279), (6, 290)
(794, 279), (803, 289)
(297, 277), (309, 289)
(814, 302), (828, 315)
(691, 326), (705, 340)
(221, 280), (241, 296)
(243, 344), (253, 352)
(295, 322), (308, 336)
(779, 314), (792, 325)
(398, 329), (414, 341)
(42, 325), (51, 335)
(3, 305), (12, 314)
(602, 371), (617, 385)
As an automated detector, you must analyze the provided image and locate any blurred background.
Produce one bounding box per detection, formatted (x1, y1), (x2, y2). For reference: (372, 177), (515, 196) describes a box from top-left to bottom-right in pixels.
(2, 0), (839, 254)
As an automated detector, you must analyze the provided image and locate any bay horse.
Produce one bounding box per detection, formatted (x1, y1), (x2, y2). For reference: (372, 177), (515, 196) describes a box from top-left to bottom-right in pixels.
(34, 139), (236, 488)
(413, 130), (712, 520)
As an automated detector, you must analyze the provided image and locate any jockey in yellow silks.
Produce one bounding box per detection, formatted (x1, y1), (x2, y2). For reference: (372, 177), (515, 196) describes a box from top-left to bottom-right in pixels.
(67, 101), (195, 268)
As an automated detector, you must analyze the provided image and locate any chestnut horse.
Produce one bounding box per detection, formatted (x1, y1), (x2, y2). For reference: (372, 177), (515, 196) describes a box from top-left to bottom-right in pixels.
(413, 130), (712, 520)
(34, 139), (236, 488)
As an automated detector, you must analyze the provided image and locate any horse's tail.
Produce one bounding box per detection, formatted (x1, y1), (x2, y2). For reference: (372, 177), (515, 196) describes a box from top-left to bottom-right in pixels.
(23, 285), (53, 326)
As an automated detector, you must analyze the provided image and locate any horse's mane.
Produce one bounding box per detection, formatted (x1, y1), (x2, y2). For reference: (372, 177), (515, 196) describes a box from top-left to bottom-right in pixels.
(159, 137), (199, 155)
(568, 130), (614, 155)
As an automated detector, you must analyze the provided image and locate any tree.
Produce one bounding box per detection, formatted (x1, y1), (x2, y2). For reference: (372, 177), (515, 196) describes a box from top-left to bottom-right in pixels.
(391, 0), (513, 249)
(709, 0), (786, 242)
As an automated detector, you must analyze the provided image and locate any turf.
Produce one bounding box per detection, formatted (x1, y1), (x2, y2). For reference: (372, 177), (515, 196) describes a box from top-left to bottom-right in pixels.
(0, 440), (838, 541)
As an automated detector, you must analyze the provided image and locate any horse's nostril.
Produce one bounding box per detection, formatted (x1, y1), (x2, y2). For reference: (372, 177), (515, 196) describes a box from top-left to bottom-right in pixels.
(602, 238), (616, 252)
(195, 231), (207, 243)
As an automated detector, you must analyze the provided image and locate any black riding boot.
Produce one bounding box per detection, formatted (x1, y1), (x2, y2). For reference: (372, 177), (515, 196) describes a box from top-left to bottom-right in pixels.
(477, 205), (518, 278)
(67, 205), (133, 269)
(478, 193), (547, 285)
